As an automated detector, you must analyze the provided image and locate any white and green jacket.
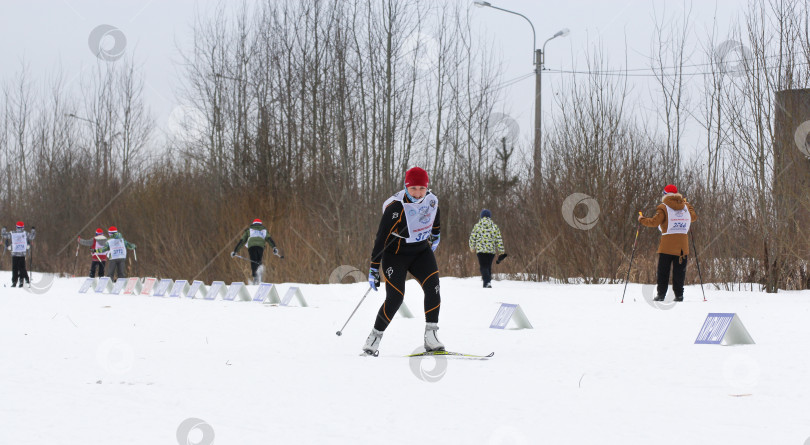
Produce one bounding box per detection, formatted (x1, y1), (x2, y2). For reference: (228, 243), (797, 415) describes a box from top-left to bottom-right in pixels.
(468, 217), (504, 254)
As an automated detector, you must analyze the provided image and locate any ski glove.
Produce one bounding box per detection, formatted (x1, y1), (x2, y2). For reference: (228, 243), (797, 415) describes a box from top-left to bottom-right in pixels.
(496, 253), (508, 264)
(369, 268), (381, 291)
(273, 247), (284, 259)
(430, 234), (440, 252)
(230, 251), (236, 258)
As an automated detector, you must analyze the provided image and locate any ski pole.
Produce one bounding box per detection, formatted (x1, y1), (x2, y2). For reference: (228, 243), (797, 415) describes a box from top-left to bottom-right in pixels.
(690, 229), (707, 302)
(335, 287), (373, 336)
(621, 212), (643, 303)
(28, 235), (34, 282)
(73, 240), (80, 277)
(233, 254), (262, 265)
(335, 225), (409, 336)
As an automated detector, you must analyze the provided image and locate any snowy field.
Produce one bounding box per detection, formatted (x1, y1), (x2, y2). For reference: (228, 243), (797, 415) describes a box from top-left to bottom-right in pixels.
(1, 272), (809, 445)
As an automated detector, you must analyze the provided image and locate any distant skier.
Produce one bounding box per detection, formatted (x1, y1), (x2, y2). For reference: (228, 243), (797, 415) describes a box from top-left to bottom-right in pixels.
(468, 209), (506, 288)
(362, 167), (443, 356)
(97, 226), (136, 281)
(78, 228), (108, 278)
(638, 184), (698, 302)
(231, 219), (282, 285)
(2, 221), (35, 288)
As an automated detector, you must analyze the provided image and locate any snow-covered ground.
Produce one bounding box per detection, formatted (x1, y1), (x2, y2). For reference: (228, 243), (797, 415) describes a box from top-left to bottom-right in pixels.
(1, 272), (809, 444)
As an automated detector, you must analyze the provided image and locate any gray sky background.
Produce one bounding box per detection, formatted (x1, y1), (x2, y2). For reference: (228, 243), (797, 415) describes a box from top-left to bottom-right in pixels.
(0, 0), (746, 160)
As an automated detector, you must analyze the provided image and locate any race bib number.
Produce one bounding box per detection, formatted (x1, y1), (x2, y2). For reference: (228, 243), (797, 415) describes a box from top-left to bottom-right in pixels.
(11, 232), (26, 254)
(382, 190), (439, 244)
(402, 196), (439, 243)
(246, 229), (267, 247)
(663, 205), (691, 235)
(107, 238), (127, 259)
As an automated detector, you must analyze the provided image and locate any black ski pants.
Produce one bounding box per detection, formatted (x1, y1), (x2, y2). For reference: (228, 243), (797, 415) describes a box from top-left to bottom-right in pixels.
(477, 253), (495, 287)
(657, 253), (688, 297)
(11, 256), (29, 285)
(374, 247), (441, 332)
(106, 259), (127, 280)
(248, 246), (264, 279)
(90, 260), (106, 278)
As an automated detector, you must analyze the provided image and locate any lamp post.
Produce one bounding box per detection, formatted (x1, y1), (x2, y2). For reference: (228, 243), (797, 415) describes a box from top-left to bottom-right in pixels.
(474, 1), (568, 181)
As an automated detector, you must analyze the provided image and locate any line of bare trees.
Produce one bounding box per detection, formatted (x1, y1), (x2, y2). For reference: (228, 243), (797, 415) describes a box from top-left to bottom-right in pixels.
(1, 0), (809, 292)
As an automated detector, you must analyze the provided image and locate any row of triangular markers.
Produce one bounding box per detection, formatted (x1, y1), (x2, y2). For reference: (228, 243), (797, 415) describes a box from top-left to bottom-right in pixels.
(75, 277), (754, 345)
(76, 276), (306, 306)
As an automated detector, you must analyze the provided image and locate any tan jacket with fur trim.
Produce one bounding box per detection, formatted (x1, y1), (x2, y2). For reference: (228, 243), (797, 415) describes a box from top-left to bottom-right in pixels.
(639, 193), (697, 257)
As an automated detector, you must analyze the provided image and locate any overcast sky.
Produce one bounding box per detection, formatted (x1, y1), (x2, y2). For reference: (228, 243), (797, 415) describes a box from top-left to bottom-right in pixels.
(0, 0), (746, 157)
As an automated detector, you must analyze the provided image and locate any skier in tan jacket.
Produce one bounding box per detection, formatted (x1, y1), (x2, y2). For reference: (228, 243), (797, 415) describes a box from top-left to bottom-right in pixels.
(638, 184), (697, 302)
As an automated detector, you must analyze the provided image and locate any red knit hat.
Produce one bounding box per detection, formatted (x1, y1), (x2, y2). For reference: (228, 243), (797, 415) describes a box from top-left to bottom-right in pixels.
(95, 228), (103, 235)
(108, 226), (118, 233)
(252, 219), (262, 225)
(404, 167), (429, 188)
(663, 184), (678, 195)
(16, 221), (24, 228)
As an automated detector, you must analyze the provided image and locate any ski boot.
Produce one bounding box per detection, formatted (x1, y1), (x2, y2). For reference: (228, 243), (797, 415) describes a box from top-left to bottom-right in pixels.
(362, 328), (383, 356)
(424, 322), (445, 352)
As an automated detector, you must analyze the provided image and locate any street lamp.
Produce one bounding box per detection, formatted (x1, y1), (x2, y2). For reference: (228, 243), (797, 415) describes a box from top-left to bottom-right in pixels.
(538, 28), (569, 179)
(474, 1), (568, 181)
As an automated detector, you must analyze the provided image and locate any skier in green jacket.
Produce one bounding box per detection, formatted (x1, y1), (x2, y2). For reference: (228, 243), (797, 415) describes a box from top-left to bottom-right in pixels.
(97, 226), (136, 281)
(232, 219), (282, 284)
(468, 209), (506, 288)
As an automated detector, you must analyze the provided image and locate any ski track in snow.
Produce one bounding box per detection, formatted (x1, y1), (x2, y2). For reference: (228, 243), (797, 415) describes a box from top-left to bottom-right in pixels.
(1, 272), (809, 444)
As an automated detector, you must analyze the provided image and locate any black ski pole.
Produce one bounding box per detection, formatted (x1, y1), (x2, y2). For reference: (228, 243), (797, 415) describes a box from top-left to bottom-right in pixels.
(690, 229), (707, 302)
(336, 287), (373, 336)
(622, 212), (643, 303)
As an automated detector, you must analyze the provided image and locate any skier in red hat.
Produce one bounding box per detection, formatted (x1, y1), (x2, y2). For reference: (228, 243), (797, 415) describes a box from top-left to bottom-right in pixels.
(638, 184), (698, 302)
(362, 166), (443, 356)
(2, 221), (35, 287)
(78, 228), (108, 278)
(232, 219), (282, 284)
(97, 226), (137, 281)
